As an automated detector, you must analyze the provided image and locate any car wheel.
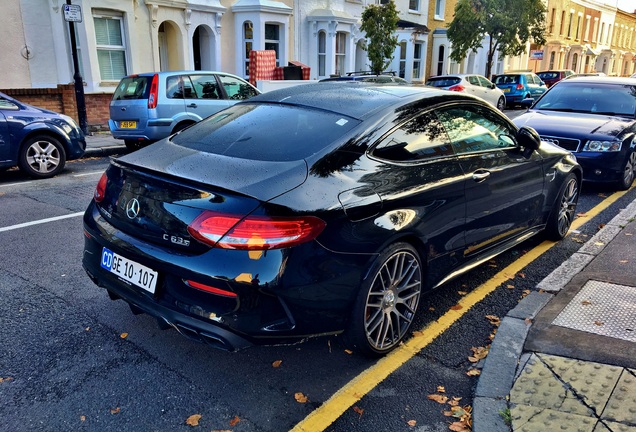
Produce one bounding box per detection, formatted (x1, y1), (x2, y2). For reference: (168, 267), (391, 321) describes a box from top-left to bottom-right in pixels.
(345, 242), (423, 356)
(496, 96), (506, 111)
(19, 135), (66, 179)
(124, 140), (143, 151)
(545, 173), (579, 241)
(172, 121), (193, 135)
(617, 150), (636, 190)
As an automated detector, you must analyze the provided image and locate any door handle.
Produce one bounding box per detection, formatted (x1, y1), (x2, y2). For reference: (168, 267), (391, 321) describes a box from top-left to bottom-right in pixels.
(472, 170), (491, 182)
(187, 103), (197, 108)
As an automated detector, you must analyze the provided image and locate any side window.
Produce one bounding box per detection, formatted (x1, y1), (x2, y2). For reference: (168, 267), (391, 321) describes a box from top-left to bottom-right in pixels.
(436, 105), (516, 155)
(467, 76), (479, 86)
(190, 75), (221, 99)
(371, 112), (453, 162)
(181, 75), (197, 99)
(217, 75), (259, 100)
(477, 76), (493, 88)
(0, 97), (19, 110)
(166, 76), (184, 99)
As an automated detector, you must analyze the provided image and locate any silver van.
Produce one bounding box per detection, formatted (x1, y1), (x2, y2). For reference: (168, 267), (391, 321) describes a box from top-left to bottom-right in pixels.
(109, 71), (260, 150)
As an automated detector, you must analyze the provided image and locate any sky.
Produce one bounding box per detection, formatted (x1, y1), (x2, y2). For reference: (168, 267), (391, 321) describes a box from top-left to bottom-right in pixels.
(617, 0), (636, 12)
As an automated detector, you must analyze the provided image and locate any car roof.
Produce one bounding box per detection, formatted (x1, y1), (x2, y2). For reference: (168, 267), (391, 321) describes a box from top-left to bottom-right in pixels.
(125, 70), (243, 78)
(245, 82), (480, 120)
(557, 76), (636, 85)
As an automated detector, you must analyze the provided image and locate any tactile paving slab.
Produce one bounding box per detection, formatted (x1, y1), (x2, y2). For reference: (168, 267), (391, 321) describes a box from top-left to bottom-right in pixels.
(552, 280), (636, 343)
(601, 369), (636, 424)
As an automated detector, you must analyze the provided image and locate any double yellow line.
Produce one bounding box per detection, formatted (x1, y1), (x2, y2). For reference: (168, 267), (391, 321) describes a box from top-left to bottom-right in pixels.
(292, 186), (632, 432)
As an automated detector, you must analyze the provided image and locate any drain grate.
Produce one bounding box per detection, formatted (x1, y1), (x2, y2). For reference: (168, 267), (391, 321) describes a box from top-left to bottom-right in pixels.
(552, 280), (636, 343)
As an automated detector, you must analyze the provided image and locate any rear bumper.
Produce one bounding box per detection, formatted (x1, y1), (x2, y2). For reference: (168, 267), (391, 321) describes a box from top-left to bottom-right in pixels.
(109, 119), (173, 142)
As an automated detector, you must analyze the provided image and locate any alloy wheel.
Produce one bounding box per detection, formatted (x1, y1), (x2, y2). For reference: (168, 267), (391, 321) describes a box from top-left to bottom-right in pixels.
(25, 140), (61, 174)
(556, 177), (579, 237)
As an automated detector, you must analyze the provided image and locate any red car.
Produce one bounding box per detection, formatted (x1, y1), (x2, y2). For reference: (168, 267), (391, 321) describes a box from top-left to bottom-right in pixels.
(537, 70), (575, 88)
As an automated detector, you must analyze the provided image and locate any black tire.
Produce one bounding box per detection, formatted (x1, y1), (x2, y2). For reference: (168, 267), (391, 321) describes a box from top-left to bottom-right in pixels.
(171, 121), (193, 135)
(19, 135), (66, 179)
(616, 150), (636, 190)
(344, 242), (423, 357)
(545, 173), (579, 241)
(496, 96), (506, 111)
(124, 139), (142, 151)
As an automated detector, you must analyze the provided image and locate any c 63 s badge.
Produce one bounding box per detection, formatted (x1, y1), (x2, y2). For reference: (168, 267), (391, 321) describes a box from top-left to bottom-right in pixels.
(163, 234), (190, 246)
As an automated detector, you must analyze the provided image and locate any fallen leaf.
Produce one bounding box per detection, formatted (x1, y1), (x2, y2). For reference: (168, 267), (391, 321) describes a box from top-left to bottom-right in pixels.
(294, 392), (308, 403)
(427, 394), (448, 404)
(229, 415), (240, 426)
(521, 289), (531, 298)
(619, 260), (628, 264)
(457, 291), (467, 295)
(272, 360), (282, 368)
(344, 349), (353, 355)
(576, 212), (587, 217)
(447, 397), (462, 407)
(449, 304), (463, 311)
(120, 333), (128, 339)
(598, 193), (607, 198)
(466, 369), (481, 376)
(598, 223), (606, 229)
(488, 264), (497, 268)
(429, 307), (435, 311)
(594, 242), (605, 246)
(524, 318), (533, 325)
(506, 284), (515, 289)
(449, 421), (470, 432)
(468, 346), (489, 363)
(437, 386), (446, 393)
(594, 321), (604, 326)
(518, 273), (526, 278)
(0, 377), (14, 383)
(85, 327), (90, 331)
(443, 410), (454, 416)
(581, 300), (592, 306)
(626, 233), (633, 236)
(110, 407), (121, 415)
(80, 416), (86, 422)
(185, 414), (201, 426)
(485, 315), (501, 326)
(407, 419), (417, 427)
(412, 330), (424, 337)
(353, 406), (364, 417)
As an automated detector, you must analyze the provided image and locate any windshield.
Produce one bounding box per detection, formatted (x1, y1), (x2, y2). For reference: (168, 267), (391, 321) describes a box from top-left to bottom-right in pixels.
(113, 76), (150, 100)
(171, 103), (361, 161)
(494, 75), (520, 85)
(534, 82), (636, 117)
(426, 77), (460, 87)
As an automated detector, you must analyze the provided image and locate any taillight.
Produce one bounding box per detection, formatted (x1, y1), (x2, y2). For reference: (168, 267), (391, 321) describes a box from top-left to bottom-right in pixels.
(187, 211), (326, 250)
(185, 280), (237, 298)
(516, 84), (524, 91)
(148, 74), (159, 109)
(94, 172), (108, 202)
(448, 84), (465, 92)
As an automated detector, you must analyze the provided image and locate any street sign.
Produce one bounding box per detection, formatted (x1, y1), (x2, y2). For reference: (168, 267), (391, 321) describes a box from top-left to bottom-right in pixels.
(530, 50), (544, 61)
(63, 4), (82, 23)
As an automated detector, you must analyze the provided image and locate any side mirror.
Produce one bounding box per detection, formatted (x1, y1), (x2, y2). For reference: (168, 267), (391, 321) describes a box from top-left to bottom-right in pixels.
(516, 126), (540, 156)
(520, 98), (534, 109)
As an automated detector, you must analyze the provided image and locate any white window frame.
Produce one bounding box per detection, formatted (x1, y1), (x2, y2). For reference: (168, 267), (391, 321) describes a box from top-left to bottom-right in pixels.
(413, 42), (423, 80)
(409, 0), (420, 12)
(335, 32), (347, 76)
(435, 0), (445, 20)
(93, 13), (128, 82)
(318, 31), (326, 77)
(265, 23), (281, 67)
(243, 21), (253, 78)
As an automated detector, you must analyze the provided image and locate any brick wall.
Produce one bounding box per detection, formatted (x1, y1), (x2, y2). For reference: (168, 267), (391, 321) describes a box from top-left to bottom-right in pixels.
(0, 84), (111, 132)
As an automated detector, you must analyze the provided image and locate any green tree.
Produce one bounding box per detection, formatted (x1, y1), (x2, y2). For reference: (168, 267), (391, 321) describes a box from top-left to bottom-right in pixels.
(360, 1), (400, 75)
(447, 0), (546, 78)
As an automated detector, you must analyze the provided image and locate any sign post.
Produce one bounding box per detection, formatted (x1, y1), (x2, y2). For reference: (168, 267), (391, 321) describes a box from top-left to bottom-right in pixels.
(63, 1), (88, 135)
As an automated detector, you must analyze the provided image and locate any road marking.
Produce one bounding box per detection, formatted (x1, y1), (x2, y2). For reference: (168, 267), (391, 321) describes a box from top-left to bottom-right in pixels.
(0, 212), (84, 233)
(73, 171), (105, 177)
(291, 185), (634, 432)
(0, 181), (35, 188)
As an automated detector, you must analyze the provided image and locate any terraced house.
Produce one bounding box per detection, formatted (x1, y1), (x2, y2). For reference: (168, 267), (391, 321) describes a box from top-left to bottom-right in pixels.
(2, 0), (636, 130)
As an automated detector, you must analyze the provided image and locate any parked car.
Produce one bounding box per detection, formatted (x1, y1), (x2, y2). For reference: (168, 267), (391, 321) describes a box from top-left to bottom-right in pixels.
(514, 76), (636, 190)
(0, 92), (85, 178)
(320, 71), (409, 84)
(109, 71), (260, 150)
(84, 83), (581, 356)
(536, 70), (575, 88)
(425, 74), (506, 110)
(493, 72), (547, 107)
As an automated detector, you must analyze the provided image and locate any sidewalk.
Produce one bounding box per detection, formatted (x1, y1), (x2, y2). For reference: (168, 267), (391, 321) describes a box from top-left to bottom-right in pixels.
(474, 200), (636, 431)
(83, 132), (127, 157)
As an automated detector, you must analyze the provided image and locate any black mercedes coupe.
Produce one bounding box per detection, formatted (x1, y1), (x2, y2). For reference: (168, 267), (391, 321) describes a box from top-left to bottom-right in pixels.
(83, 83), (581, 356)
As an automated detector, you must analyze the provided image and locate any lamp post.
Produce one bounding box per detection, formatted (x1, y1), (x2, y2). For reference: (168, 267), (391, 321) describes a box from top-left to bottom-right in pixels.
(64, 0), (88, 135)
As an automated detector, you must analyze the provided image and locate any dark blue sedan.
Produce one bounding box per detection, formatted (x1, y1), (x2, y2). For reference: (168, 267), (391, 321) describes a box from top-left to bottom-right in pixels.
(514, 77), (636, 190)
(0, 92), (86, 178)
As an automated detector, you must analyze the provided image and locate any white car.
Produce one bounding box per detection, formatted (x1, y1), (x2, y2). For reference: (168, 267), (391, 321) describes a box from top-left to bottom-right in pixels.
(426, 74), (506, 110)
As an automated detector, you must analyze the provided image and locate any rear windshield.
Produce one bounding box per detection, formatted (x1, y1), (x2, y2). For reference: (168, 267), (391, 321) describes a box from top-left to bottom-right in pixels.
(112, 76), (151, 100)
(171, 103), (361, 161)
(494, 75), (520, 85)
(537, 72), (558, 80)
(426, 77), (461, 87)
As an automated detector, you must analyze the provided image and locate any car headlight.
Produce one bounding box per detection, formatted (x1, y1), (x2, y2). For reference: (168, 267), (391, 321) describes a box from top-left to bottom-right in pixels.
(60, 114), (80, 133)
(581, 140), (622, 152)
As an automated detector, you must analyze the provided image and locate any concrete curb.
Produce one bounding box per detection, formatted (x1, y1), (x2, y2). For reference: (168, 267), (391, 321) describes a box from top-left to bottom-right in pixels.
(83, 146), (127, 158)
(472, 199), (636, 432)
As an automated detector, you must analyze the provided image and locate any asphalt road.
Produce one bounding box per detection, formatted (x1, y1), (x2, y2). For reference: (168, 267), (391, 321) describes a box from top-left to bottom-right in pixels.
(1, 138), (634, 431)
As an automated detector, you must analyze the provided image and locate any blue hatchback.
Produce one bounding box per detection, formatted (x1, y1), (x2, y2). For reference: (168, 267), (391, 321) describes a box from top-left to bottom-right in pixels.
(0, 92), (86, 178)
(494, 72), (547, 108)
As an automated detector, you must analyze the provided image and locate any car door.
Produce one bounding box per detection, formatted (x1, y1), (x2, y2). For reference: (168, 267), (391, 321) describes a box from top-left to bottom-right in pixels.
(435, 104), (545, 258)
(527, 74), (546, 99)
(477, 75), (499, 107)
(0, 96), (17, 163)
(216, 74), (260, 102)
(466, 75), (486, 100)
(185, 74), (231, 120)
(368, 110), (466, 285)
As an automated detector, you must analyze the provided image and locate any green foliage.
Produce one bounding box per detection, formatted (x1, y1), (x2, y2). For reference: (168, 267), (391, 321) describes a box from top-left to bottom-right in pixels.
(447, 0), (546, 77)
(499, 407), (512, 425)
(360, 1), (400, 75)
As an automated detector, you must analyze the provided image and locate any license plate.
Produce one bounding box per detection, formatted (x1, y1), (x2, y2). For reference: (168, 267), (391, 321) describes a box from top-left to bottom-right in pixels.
(503, 88), (510, 93)
(100, 247), (158, 294)
(120, 121), (137, 129)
